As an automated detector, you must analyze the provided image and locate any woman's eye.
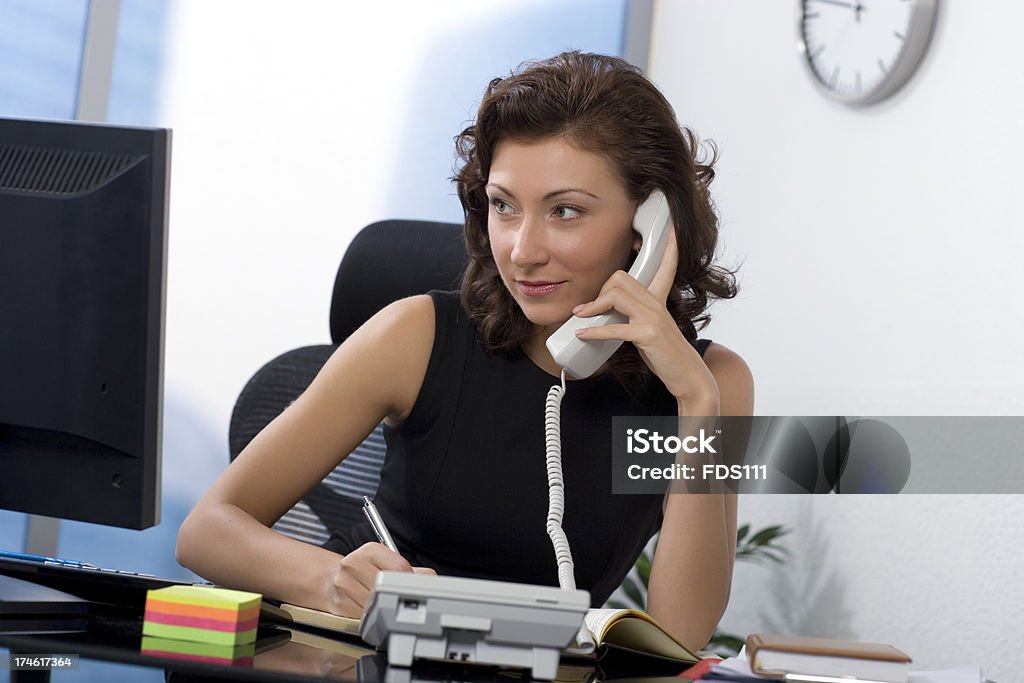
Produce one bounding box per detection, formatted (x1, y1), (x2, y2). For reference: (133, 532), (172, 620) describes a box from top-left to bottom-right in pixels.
(554, 205), (581, 220)
(492, 199), (512, 214)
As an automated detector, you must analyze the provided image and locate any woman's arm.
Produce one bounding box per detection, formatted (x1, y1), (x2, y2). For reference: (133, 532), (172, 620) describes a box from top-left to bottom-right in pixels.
(646, 343), (753, 651)
(545, 227), (750, 647)
(175, 295), (436, 615)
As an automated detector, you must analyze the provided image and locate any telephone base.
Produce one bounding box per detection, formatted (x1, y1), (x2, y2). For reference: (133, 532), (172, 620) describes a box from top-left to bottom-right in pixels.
(385, 631), (562, 680)
(361, 572), (590, 681)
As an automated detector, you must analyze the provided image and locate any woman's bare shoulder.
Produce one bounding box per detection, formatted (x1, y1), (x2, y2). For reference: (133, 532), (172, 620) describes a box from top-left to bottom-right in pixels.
(315, 294), (436, 423)
(361, 294), (435, 339)
(702, 342), (754, 416)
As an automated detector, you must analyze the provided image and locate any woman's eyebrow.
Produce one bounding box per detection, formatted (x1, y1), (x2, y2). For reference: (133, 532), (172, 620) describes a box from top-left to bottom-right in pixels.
(485, 183), (600, 201)
(543, 188), (601, 201)
(485, 183), (514, 197)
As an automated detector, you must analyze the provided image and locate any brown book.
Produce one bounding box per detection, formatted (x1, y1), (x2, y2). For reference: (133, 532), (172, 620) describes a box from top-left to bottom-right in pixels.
(281, 626), (375, 658)
(580, 608), (699, 664)
(746, 633), (911, 682)
(261, 601), (361, 635)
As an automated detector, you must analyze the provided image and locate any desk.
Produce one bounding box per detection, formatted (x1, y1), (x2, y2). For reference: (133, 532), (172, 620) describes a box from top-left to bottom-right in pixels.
(0, 562), (684, 683)
(0, 620), (551, 682)
(0, 557), (382, 680)
(1, 613), (361, 681)
(0, 610), (617, 683)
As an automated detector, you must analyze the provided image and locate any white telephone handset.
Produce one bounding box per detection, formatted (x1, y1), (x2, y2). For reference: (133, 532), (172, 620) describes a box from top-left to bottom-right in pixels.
(544, 190), (672, 379)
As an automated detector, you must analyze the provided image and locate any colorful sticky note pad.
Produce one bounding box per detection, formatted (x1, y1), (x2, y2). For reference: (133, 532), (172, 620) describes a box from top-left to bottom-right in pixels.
(143, 585), (262, 646)
(141, 635), (255, 667)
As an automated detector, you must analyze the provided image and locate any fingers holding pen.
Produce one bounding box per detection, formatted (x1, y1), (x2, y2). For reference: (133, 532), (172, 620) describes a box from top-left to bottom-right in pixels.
(332, 497), (436, 616)
(353, 541), (414, 581)
(327, 542), (413, 616)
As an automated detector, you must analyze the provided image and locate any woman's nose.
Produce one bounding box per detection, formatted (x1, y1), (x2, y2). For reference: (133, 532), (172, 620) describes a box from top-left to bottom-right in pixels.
(510, 216), (549, 268)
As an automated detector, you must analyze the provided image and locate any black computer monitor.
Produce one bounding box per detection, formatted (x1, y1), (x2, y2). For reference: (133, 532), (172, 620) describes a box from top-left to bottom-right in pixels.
(0, 117), (169, 530)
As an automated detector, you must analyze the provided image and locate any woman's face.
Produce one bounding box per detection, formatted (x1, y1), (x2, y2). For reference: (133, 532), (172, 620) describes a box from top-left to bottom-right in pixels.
(486, 136), (637, 337)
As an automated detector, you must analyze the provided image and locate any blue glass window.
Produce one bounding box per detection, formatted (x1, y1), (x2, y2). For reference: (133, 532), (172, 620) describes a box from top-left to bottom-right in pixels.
(0, 0), (90, 118)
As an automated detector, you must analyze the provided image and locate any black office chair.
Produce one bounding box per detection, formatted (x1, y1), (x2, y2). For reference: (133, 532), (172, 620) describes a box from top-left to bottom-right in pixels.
(228, 219), (466, 545)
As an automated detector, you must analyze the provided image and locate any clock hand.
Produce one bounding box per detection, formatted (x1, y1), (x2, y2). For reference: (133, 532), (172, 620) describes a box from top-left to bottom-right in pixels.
(811, 0), (869, 21)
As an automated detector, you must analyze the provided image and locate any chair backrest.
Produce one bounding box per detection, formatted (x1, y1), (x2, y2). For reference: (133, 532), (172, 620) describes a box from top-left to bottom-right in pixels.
(329, 219), (467, 344)
(228, 219), (466, 545)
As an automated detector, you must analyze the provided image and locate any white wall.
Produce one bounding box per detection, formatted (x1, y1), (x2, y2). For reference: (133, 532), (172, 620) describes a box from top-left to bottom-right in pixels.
(648, 2), (1023, 679)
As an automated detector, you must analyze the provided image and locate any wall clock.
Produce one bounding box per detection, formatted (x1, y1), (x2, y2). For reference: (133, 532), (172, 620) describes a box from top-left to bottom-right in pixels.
(798, 0), (939, 106)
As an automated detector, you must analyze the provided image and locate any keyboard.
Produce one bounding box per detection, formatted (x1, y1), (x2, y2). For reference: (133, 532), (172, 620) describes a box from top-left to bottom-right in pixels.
(0, 550), (192, 609)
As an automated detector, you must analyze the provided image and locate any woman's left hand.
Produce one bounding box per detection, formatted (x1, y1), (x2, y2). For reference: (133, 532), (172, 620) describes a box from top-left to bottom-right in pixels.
(571, 229), (719, 412)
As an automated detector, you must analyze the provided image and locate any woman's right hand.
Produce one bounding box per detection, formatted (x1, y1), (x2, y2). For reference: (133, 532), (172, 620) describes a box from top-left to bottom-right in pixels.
(326, 542), (437, 617)
(176, 297), (437, 610)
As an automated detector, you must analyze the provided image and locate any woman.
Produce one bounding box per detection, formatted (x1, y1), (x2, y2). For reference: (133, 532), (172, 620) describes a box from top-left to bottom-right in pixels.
(177, 51), (753, 651)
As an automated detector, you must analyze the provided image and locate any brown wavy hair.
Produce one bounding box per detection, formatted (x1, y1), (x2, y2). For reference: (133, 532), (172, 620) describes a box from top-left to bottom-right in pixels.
(455, 51), (737, 389)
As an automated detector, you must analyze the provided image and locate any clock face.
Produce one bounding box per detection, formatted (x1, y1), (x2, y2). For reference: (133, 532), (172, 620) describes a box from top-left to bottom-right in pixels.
(799, 0), (938, 106)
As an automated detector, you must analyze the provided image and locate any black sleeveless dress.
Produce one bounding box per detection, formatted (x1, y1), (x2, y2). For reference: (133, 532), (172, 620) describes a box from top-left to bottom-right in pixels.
(323, 290), (712, 606)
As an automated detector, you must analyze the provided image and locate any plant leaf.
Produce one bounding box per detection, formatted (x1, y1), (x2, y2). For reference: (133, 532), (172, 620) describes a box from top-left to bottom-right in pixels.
(756, 550), (787, 563)
(735, 523), (750, 543)
(707, 631), (745, 658)
(620, 576), (646, 610)
(748, 525), (788, 547)
(606, 599), (630, 610)
(635, 552), (652, 589)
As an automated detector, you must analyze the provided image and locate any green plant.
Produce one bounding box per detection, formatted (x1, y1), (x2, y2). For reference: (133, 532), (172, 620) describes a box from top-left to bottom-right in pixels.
(607, 523), (790, 657)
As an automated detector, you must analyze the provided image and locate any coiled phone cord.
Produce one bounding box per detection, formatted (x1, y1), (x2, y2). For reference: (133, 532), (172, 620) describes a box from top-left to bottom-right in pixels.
(544, 369), (575, 591)
(545, 369), (596, 653)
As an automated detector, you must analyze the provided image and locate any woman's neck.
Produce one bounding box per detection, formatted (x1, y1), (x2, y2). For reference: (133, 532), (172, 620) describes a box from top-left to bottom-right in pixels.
(522, 331), (566, 379)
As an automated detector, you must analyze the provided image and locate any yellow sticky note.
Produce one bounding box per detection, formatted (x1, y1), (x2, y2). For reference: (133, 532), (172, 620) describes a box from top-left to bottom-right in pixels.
(145, 585), (262, 612)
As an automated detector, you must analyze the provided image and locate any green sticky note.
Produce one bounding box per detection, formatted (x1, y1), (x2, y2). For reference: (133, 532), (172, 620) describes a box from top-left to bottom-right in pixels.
(141, 635), (255, 661)
(142, 620), (258, 646)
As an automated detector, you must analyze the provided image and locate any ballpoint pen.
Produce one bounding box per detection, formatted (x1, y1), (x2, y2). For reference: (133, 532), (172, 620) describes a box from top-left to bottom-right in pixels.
(362, 496), (400, 555)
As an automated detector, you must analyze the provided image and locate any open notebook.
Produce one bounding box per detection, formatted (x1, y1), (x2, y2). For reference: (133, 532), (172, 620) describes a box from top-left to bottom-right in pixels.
(263, 602), (699, 667)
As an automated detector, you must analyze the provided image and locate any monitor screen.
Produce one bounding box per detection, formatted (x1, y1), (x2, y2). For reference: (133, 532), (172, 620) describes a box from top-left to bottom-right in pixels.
(0, 117), (169, 529)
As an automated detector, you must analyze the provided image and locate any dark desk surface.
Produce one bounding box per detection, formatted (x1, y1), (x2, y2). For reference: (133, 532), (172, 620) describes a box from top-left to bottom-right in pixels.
(0, 560), (683, 683)
(0, 555), (396, 681)
(0, 609), (610, 683)
(1, 611), (367, 681)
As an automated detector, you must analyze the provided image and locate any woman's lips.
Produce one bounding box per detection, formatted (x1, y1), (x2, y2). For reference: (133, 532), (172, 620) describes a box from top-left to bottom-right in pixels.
(516, 281), (566, 297)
